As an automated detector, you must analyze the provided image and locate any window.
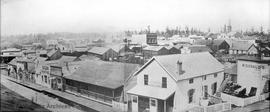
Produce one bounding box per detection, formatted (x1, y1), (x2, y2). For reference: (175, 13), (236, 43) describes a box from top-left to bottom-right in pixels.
(203, 85), (208, 99)
(132, 96), (137, 103)
(57, 79), (61, 83)
(211, 82), (217, 95)
(44, 76), (47, 83)
(150, 99), (156, 106)
(203, 76), (207, 80)
(42, 76), (43, 81)
(188, 89), (195, 103)
(214, 73), (217, 78)
(144, 75), (148, 85)
(162, 77), (167, 88)
(189, 78), (194, 84)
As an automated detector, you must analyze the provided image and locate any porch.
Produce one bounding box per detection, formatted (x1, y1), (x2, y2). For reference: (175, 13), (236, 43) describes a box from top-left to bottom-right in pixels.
(64, 79), (123, 105)
(127, 85), (175, 112)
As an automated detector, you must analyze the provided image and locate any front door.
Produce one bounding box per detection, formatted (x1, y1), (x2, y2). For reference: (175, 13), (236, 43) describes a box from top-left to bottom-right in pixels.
(138, 96), (149, 112)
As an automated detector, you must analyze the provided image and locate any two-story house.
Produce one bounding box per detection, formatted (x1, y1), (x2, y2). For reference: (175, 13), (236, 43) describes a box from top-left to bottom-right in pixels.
(127, 52), (224, 112)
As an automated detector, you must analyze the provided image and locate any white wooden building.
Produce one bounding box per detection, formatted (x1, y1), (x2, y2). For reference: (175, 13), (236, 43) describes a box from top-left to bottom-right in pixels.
(127, 52), (224, 112)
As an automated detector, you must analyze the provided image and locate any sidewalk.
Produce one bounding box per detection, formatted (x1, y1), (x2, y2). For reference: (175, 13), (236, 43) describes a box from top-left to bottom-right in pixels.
(2, 74), (115, 112)
(226, 100), (270, 112)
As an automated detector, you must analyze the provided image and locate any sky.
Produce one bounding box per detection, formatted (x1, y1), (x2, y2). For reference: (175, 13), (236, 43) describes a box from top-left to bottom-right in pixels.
(1, 0), (269, 36)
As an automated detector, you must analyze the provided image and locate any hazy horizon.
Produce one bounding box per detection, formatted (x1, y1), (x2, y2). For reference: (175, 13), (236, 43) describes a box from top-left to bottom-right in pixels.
(1, 0), (269, 36)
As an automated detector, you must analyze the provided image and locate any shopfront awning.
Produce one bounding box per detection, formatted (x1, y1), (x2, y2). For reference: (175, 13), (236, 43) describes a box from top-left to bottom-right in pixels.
(127, 85), (175, 100)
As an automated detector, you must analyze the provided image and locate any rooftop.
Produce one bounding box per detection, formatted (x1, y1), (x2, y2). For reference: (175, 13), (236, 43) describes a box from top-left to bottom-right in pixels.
(153, 52), (224, 80)
(65, 60), (140, 89)
(88, 47), (111, 55)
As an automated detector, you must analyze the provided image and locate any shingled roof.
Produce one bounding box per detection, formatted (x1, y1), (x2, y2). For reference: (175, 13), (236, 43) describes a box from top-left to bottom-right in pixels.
(65, 60), (140, 89)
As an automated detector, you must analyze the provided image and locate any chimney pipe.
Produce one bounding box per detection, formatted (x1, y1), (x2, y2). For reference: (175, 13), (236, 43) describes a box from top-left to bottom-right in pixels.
(177, 61), (184, 75)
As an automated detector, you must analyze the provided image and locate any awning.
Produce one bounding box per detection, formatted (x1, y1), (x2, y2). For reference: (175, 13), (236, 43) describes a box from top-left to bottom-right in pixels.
(127, 85), (175, 100)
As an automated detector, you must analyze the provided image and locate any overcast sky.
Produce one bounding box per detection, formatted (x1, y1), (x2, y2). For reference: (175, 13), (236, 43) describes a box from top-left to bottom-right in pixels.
(1, 0), (269, 35)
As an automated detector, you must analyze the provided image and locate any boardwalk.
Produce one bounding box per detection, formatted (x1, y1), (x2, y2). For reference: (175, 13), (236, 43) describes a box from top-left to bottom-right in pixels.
(1, 70), (115, 112)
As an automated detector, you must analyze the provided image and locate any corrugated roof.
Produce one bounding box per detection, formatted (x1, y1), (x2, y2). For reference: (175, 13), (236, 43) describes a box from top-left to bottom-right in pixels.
(65, 60), (140, 89)
(88, 47), (111, 55)
(153, 52), (224, 80)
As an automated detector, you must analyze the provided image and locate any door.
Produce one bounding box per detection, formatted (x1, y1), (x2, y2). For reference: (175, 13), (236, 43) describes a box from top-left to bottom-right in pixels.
(138, 96), (149, 112)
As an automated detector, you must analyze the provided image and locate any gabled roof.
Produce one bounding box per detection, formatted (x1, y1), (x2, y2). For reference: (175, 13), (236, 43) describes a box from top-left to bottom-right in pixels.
(132, 52), (224, 81)
(213, 40), (227, 46)
(8, 58), (18, 65)
(88, 47), (112, 55)
(230, 41), (254, 51)
(65, 60), (140, 89)
(143, 46), (167, 51)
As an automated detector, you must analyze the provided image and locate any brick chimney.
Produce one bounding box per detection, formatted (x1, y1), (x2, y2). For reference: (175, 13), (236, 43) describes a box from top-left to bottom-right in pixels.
(177, 61), (184, 75)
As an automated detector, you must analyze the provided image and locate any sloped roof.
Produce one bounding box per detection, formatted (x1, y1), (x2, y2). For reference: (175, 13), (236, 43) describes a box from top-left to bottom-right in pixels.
(213, 40), (226, 46)
(127, 85), (175, 100)
(47, 49), (58, 57)
(143, 46), (167, 51)
(230, 41), (254, 51)
(74, 46), (89, 52)
(65, 60), (140, 89)
(79, 54), (100, 61)
(8, 58), (17, 65)
(48, 56), (79, 67)
(2, 48), (21, 52)
(194, 39), (212, 46)
(188, 45), (213, 53)
(150, 52), (224, 81)
(88, 47), (111, 55)
(106, 44), (126, 52)
(224, 64), (237, 75)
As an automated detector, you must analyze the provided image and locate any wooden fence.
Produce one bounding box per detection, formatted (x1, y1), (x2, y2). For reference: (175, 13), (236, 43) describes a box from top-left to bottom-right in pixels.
(112, 101), (128, 112)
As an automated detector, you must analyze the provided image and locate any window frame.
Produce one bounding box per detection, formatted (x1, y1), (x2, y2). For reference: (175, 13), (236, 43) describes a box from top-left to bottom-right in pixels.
(150, 99), (156, 106)
(203, 75), (207, 80)
(189, 78), (194, 84)
(162, 77), (167, 88)
(214, 73), (217, 78)
(144, 74), (148, 85)
(132, 96), (137, 103)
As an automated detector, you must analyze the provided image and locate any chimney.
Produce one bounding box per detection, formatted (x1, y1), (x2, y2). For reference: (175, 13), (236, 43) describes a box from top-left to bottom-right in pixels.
(177, 61), (184, 75)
